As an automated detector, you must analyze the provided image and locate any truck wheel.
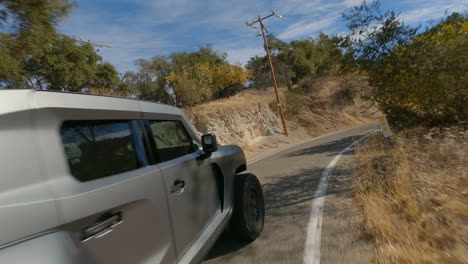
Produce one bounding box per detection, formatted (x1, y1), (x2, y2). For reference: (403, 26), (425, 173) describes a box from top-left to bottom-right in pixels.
(230, 173), (265, 242)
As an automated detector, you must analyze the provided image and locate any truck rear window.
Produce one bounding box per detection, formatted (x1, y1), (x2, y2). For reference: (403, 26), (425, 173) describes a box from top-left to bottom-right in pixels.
(60, 120), (141, 181)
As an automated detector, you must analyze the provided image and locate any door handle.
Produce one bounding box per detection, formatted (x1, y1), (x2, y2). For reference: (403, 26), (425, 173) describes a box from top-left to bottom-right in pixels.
(82, 212), (123, 242)
(170, 179), (185, 194)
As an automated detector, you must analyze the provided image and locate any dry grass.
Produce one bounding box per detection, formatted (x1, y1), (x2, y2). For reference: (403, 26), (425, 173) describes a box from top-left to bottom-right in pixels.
(185, 87), (283, 115)
(354, 126), (468, 263)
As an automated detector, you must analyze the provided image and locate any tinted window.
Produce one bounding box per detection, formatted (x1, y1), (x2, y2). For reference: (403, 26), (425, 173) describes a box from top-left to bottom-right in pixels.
(149, 120), (194, 162)
(61, 120), (142, 181)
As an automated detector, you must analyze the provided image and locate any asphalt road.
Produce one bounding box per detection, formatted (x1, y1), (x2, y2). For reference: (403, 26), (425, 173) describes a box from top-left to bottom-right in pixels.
(204, 123), (378, 264)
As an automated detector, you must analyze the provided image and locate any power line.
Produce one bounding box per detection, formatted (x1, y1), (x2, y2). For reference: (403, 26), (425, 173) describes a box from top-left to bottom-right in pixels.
(74, 39), (111, 52)
(111, 45), (181, 50)
(71, 35), (254, 51)
(93, 39), (167, 44)
(75, 39), (110, 48)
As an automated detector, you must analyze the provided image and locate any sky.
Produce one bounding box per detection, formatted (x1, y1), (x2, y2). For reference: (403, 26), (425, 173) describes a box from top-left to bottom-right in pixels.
(59, 0), (467, 73)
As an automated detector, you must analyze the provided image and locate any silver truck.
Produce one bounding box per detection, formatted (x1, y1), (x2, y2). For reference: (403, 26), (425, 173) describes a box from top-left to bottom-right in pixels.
(0, 90), (265, 264)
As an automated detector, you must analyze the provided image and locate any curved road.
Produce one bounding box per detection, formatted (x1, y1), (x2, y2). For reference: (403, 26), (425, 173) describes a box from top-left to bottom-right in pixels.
(204, 123), (377, 264)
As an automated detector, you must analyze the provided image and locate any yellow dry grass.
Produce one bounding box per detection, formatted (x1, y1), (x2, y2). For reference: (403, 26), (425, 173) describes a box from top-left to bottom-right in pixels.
(354, 126), (468, 264)
(184, 87), (282, 116)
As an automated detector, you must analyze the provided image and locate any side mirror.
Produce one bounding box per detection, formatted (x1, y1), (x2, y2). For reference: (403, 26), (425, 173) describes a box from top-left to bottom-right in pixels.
(201, 134), (218, 154)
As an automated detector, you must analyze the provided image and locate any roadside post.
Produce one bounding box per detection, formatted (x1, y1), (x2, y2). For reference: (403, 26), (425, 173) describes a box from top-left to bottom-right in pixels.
(378, 115), (393, 138)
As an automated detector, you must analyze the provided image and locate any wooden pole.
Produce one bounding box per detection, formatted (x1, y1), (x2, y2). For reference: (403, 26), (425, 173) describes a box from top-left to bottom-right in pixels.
(258, 17), (288, 136)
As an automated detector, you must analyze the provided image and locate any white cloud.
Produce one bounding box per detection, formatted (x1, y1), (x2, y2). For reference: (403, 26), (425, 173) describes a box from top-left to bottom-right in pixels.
(274, 0), (362, 40)
(400, 3), (466, 24)
(278, 16), (338, 39)
(224, 47), (265, 65)
(274, 0), (340, 16)
(343, 0), (363, 8)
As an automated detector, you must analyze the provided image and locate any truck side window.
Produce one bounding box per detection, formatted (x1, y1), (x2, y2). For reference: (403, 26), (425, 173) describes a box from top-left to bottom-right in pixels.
(148, 120), (195, 162)
(60, 120), (141, 181)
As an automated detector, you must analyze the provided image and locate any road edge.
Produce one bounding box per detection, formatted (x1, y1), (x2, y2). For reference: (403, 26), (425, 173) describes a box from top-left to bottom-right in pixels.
(303, 130), (377, 264)
(248, 123), (376, 165)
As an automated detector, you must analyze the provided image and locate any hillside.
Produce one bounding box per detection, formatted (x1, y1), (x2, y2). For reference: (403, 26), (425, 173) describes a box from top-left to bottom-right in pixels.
(184, 75), (379, 159)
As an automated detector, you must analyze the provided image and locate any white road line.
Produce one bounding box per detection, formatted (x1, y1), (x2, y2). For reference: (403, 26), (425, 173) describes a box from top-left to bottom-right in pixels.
(303, 131), (376, 264)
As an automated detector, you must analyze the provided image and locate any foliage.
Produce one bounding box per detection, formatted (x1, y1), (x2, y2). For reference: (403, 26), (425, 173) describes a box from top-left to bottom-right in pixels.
(246, 55), (291, 90)
(126, 45), (250, 107)
(341, 0), (418, 71)
(212, 62), (251, 98)
(0, 33), (121, 92)
(0, 1), (122, 93)
(89, 63), (129, 97)
(246, 56), (269, 89)
(0, 34), (22, 83)
(343, 0), (467, 127)
(166, 62), (213, 107)
(378, 16), (468, 125)
(247, 33), (345, 90)
(289, 33), (343, 80)
(130, 56), (175, 103)
(0, 0), (73, 33)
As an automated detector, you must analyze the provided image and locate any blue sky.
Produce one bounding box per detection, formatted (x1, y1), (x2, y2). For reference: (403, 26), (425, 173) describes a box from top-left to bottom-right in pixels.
(59, 0), (467, 73)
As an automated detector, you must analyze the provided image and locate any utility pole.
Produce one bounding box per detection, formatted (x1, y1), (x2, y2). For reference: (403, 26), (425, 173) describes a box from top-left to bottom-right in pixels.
(246, 10), (288, 136)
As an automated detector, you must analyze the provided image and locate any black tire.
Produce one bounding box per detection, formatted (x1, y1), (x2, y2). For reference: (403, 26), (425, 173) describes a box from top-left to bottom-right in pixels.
(229, 173), (265, 242)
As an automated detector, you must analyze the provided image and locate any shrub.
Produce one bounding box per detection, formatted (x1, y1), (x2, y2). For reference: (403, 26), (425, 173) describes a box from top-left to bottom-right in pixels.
(333, 86), (355, 105)
(285, 91), (307, 119)
(296, 76), (320, 94)
(343, 1), (467, 128)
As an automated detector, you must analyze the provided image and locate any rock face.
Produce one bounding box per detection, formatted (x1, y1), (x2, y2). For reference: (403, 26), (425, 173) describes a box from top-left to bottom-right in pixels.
(188, 103), (282, 146)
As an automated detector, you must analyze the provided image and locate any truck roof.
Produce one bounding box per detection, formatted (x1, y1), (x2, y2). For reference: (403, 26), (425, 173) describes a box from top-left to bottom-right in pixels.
(0, 89), (182, 116)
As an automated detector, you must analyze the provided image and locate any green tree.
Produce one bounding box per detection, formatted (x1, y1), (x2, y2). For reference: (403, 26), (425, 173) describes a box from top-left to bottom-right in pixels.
(343, 0), (467, 126)
(212, 62), (251, 98)
(0, 0), (74, 77)
(376, 16), (468, 125)
(122, 57), (174, 104)
(1, 33), (121, 92)
(128, 45), (249, 106)
(89, 63), (129, 97)
(0, 1), (122, 94)
(0, 34), (23, 86)
(247, 33), (345, 89)
(0, 0), (73, 33)
(246, 34), (293, 90)
(341, 0), (417, 71)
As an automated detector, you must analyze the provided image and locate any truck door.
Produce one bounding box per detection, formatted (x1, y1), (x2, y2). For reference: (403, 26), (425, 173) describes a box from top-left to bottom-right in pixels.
(146, 120), (221, 260)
